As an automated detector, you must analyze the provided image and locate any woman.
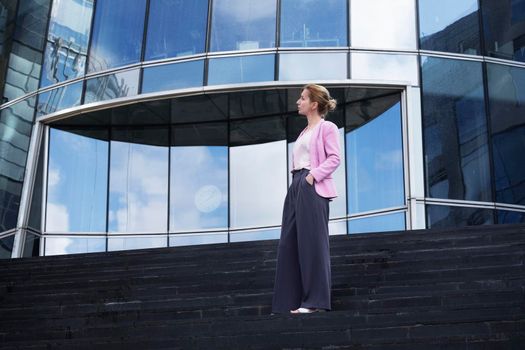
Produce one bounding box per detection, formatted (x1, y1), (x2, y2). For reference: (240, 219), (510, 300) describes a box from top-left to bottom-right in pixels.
(272, 84), (341, 314)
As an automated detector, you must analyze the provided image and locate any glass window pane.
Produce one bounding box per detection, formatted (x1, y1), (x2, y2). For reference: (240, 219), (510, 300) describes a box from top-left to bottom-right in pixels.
(46, 128), (108, 232)
(426, 205), (494, 228)
(419, 0), (480, 55)
(346, 97), (405, 214)
(280, 0), (347, 47)
(210, 0), (277, 52)
(0, 97), (36, 232)
(421, 56), (492, 202)
(208, 54), (275, 85)
(487, 63), (525, 206)
(36, 82), (82, 117)
(230, 228), (281, 242)
(0, 235), (14, 259)
(351, 53), (418, 86)
(351, 0), (416, 50)
(171, 93), (228, 123)
(142, 60), (204, 94)
(28, 137), (45, 231)
(0, 1), (19, 100)
(481, 0), (525, 62)
(22, 231), (40, 257)
(230, 117), (287, 228)
(88, 0), (146, 72)
(40, 0), (94, 87)
(45, 236), (106, 255)
(170, 123), (228, 232)
(107, 235), (166, 251)
(497, 209), (525, 224)
(348, 212), (406, 234)
(109, 128), (169, 233)
(329, 220), (347, 235)
(84, 69), (140, 103)
(279, 53), (347, 81)
(169, 232), (228, 247)
(145, 0), (208, 60)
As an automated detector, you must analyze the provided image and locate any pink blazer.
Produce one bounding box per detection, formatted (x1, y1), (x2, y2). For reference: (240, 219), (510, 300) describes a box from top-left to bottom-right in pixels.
(294, 119), (341, 199)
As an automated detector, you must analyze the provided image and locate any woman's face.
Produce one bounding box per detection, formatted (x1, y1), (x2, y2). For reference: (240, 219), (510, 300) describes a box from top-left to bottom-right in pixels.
(296, 89), (316, 116)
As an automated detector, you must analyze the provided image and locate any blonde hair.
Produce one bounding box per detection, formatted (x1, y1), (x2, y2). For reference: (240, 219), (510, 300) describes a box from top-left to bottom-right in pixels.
(302, 84), (337, 118)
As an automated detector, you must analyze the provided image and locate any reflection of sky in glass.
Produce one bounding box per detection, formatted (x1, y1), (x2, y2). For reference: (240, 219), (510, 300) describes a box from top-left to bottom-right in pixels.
(109, 141), (168, 233)
(170, 232), (228, 247)
(46, 128), (108, 232)
(230, 140), (287, 228)
(210, 0), (277, 51)
(279, 53), (347, 80)
(170, 146), (228, 231)
(351, 53), (418, 86)
(41, 0), (93, 87)
(280, 0), (347, 47)
(419, 0), (478, 37)
(45, 236), (106, 256)
(208, 55), (275, 85)
(37, 82), (82, 116)
(346, 102), (405, 214)
(230, 228), (281, 242)
(348, 212), (405, 234)
(88, 0), (146, 72)
(142, 60), (204, 94)
(351, 0), (416, 50)
(329, 220), (347, 235)
(84, 69), (140, 104)
(108, 236), (167, 251)
(145, 0), (208, 60)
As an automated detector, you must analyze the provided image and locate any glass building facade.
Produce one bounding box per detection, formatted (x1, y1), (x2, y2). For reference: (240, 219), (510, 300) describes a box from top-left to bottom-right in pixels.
(0, 0), (524, 257)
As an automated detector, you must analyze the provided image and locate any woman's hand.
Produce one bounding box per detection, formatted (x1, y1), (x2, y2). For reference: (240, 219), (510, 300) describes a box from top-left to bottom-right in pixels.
(306, 173), (314, 186)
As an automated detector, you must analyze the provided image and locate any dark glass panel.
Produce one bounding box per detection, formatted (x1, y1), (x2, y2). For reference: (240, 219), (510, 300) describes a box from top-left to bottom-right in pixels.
(229, 89), (284, 120)
(497, 209), (525, 223)
(426, 205), (494, 228)
(0, 97), (36, 232)
(210, 0), (277, 52)
(3, 0), (51, 102)
(44, 235), (105, 255)
(280, 0), (347, 47)
(208, 54), (274, 85)
(345, 95), (405, 214)
(170, 123), (228, 232)
(0, 234), (14, 258)
(171, 93), (228, 123)
(487, 63), (525, 205)
(419, 0), (480, 55)
(84, 69), (139, 103)
(421, 56), (492, 202)
(109, 127), (169, 233)
(481, 0), (525, 62)
(22, 231), (40, 257)
(40, 0), (94, 87)
(88, 0), (146, 72)
(141, 60), (204, 94)
(111, 100), (170, 126)
(348, 212), (406, 234)
(0, 0), (19, 100)
(145, 0), (208, 60)
(46, 127), (108, 232)
(36, 81), (82, 116)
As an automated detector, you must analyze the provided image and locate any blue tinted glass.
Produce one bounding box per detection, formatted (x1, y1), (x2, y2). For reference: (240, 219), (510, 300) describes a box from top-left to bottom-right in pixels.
(348, 212), (405, 234)
(0, 1), (18, 100)
(427, 205), (494, 228)
(346, 101), (405, 214)
(37, 82), (82, 117)
(421, 56), (492, 202)
(419, 0), (480, 55)
(279, 53), (347, 80)
(88, 0), (146, 72)
(210, 0), (277, 52)
(108, 236), (166, 251)
(170, 124), (228, 232)
(497, 210), (525, 224)
(487, 63), (525, 205)
(481, 0), (525, 62)
(45, 236), (106, 255)
(170, 232), (228, 247)
(46, 128), (108, 232)
(40, 0), (94, 87)
(84, 69), (140, 103)
(280, 0), (347, 47)
(0, 97), (36, 232)
(142, 60), (204, 93)
(0, 235), (14, 258)
(145, 0), (208, 60)
(230, 228), (281, 242)
(208, 54), (274, 85)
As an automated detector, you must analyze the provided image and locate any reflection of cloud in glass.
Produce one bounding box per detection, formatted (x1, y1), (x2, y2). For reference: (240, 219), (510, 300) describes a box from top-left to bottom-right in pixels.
(50, 0), (93, 38)
(46, 202), (70, 231)
(279, 53), (347, 81)
(351, 53), (418, 85)
(45, 237), (106, 256)
(230, 140), (287, 228)
(419, 0), (477, 36)
(109, 142), (168, 232)
(215, 0), (276, 23)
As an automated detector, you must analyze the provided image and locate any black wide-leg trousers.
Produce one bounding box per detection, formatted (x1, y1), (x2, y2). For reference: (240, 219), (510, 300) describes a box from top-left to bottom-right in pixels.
(272, 168), (331, 313)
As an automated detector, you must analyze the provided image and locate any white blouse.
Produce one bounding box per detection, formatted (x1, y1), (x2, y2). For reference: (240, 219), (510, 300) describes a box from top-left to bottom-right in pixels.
(293, 126), (315, 170)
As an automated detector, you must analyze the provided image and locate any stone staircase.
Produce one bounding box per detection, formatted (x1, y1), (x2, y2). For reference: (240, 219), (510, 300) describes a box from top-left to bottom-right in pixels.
(0, 224), (524, 349)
